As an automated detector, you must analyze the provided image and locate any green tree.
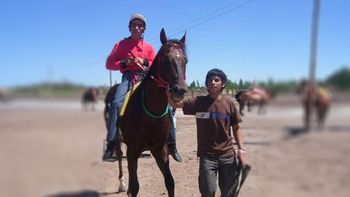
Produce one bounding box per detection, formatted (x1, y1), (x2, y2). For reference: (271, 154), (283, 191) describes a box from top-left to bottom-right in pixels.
(224, 79), (235, 95)
(326, 66), (350, 90)
(189, 81), (197, 90)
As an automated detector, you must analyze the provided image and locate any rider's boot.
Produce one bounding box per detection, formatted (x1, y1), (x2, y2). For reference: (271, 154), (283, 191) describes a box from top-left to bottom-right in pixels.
(102, 140), (117, 162)
(168, 143), (182, 162)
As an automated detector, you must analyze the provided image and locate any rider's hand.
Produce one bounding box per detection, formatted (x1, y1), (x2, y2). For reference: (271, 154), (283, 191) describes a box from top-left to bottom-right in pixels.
(134, 57), (144, 65)
(120, 58), (133, 69)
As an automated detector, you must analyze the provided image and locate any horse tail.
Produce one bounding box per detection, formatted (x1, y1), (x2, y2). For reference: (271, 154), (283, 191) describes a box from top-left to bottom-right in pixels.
(104, 84), (119, 105)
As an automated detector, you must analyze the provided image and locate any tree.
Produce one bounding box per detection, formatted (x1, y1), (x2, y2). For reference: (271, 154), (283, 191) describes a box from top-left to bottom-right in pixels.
(326, 66), (350, 90)
(224, 79), (235, 95)
(189, 81), (197, 90)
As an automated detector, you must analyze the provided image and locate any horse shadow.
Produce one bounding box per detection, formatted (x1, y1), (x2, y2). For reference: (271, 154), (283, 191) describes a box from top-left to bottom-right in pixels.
(283, 126), (310, 139)
(45, 189), (130, 197)
(45, 189), (113, 197)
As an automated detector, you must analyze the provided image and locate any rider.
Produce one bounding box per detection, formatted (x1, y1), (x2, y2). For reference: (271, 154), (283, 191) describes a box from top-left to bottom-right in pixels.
(103, 13), (182, 162)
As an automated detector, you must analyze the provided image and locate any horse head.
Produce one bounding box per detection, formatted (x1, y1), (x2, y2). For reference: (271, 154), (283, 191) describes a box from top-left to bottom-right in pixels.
(157, 28), (187, 102)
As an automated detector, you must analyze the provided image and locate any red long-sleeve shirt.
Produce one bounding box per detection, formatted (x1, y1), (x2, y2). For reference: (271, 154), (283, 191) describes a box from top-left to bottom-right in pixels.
(106, 38), (155, 73)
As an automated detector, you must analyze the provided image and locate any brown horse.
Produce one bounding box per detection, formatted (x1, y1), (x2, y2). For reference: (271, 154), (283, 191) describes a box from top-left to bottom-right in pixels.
(107, 28), (187, 197)
(235, 87), (272, 116)
(299, 81), (331, 130)
(81, 87), (99, 111)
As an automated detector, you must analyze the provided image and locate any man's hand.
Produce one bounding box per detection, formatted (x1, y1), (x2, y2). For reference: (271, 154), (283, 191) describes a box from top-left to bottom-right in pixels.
(236, 149), (246, 165)
(120, 58), (134, 69)
(166, 92), (184, 109)
(133, 57), (146, 70)
(134, 57), (144, 65)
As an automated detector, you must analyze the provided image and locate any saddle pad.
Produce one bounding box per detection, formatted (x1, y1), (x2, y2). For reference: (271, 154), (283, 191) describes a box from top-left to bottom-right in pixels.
(119, 82), (141, 117)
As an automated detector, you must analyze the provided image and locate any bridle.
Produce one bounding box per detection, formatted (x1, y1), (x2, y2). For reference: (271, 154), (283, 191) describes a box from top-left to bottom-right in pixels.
(150, 42), (187, 88)
(142, 41), (187, 118)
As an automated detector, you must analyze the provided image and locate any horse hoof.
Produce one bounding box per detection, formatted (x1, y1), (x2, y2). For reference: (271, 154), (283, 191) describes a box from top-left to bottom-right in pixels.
(118, 183), (127, 192)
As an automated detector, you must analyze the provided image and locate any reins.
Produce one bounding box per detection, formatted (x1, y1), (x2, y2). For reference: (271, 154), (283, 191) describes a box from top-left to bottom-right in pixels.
(141, 87), (168, 119)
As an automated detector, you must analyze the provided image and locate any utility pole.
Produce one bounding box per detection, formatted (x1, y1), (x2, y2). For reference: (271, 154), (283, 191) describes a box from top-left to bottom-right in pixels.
(109, 70), (112, 87)
(309, 0), (321, 83)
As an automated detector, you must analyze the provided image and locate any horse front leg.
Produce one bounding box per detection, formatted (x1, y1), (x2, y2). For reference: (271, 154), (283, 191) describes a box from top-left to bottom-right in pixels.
(316, 104), (328, 130)
(258, 101), (265, 114)
(247, 101), (252, 112)
(239, 101), (245, 116)
(303, 102), (312, 131)
(126, 149), (140, 197)
(151, 146), (175, 197)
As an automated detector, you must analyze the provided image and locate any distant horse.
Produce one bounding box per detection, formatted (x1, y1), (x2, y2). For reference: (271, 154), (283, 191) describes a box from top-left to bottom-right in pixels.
(106, 28), (187, 197)
(81, 87), (99, 111)
(235, 87), (273, 116)
(299, 81), (331, 130)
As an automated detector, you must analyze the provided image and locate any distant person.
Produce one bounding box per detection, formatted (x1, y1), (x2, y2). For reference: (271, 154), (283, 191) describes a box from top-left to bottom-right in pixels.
(103, 13), (182, 162)
(167, 68), (246, 196)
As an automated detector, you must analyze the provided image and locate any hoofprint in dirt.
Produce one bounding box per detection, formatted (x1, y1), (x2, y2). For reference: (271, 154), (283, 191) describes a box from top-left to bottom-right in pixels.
(0, 97), (349, 197)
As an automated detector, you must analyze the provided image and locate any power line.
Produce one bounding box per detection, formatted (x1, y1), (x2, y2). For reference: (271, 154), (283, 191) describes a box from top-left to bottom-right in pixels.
(82, 0), (258, 74)
(106, 0), (257, 85)
(149, 0), (257, 44)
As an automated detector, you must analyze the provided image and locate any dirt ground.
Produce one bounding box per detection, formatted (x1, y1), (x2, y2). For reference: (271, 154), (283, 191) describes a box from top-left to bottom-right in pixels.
(1, 94), (350, 197)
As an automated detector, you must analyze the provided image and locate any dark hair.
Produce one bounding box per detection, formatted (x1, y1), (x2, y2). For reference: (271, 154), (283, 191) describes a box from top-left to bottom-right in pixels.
(205, 68), (227, 88)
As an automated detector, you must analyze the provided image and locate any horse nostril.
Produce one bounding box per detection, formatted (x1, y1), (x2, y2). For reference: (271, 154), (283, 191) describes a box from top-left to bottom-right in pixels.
(172, 86), (186, 95)
(178, 88), (187, 95)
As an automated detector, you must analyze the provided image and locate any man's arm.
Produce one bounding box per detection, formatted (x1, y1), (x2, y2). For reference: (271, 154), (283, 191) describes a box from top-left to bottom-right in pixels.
(232, 125), (244, 149)
(166, 92), (184, 109)
(232, 124), (246, 164)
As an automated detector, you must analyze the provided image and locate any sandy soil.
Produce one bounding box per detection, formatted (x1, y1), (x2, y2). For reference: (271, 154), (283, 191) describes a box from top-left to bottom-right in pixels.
(0, 95), (350, 197)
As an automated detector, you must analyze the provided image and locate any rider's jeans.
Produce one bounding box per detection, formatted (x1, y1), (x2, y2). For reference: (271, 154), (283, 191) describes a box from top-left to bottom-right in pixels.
(106, 73), (132, 141)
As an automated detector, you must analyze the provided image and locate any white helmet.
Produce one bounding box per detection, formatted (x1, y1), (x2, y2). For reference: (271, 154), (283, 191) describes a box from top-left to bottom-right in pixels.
(129, 13), (146, 27)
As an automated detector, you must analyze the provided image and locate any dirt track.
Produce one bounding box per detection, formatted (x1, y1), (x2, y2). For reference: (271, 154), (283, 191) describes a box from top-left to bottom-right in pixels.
(1, 95), (350, 197)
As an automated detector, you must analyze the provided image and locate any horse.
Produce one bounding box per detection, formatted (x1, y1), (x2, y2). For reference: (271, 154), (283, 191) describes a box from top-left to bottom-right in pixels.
(106, 28), (187, 197)
(81, 87), (99, 111)
(235, 87), (272, 116)
(299, 81), (331, 130)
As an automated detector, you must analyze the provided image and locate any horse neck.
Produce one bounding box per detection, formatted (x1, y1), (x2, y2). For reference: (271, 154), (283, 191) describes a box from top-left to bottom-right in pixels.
(142, 74), (168, 114)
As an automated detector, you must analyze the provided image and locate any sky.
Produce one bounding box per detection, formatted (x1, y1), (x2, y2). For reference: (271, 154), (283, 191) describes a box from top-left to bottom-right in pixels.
(1, 0), (349, 87)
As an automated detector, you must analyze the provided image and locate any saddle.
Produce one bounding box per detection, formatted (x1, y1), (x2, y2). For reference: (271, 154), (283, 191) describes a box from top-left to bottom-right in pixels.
(119, 82), (141, 117)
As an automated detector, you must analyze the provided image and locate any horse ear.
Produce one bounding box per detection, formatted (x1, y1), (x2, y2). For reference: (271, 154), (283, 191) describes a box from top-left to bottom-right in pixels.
(160, 28), (167, 45)
(180, 31), (186, 44)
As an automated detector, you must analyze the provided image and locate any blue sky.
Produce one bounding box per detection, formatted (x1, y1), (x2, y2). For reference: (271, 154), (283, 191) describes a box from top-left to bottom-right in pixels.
(1, 0), (349, 87)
